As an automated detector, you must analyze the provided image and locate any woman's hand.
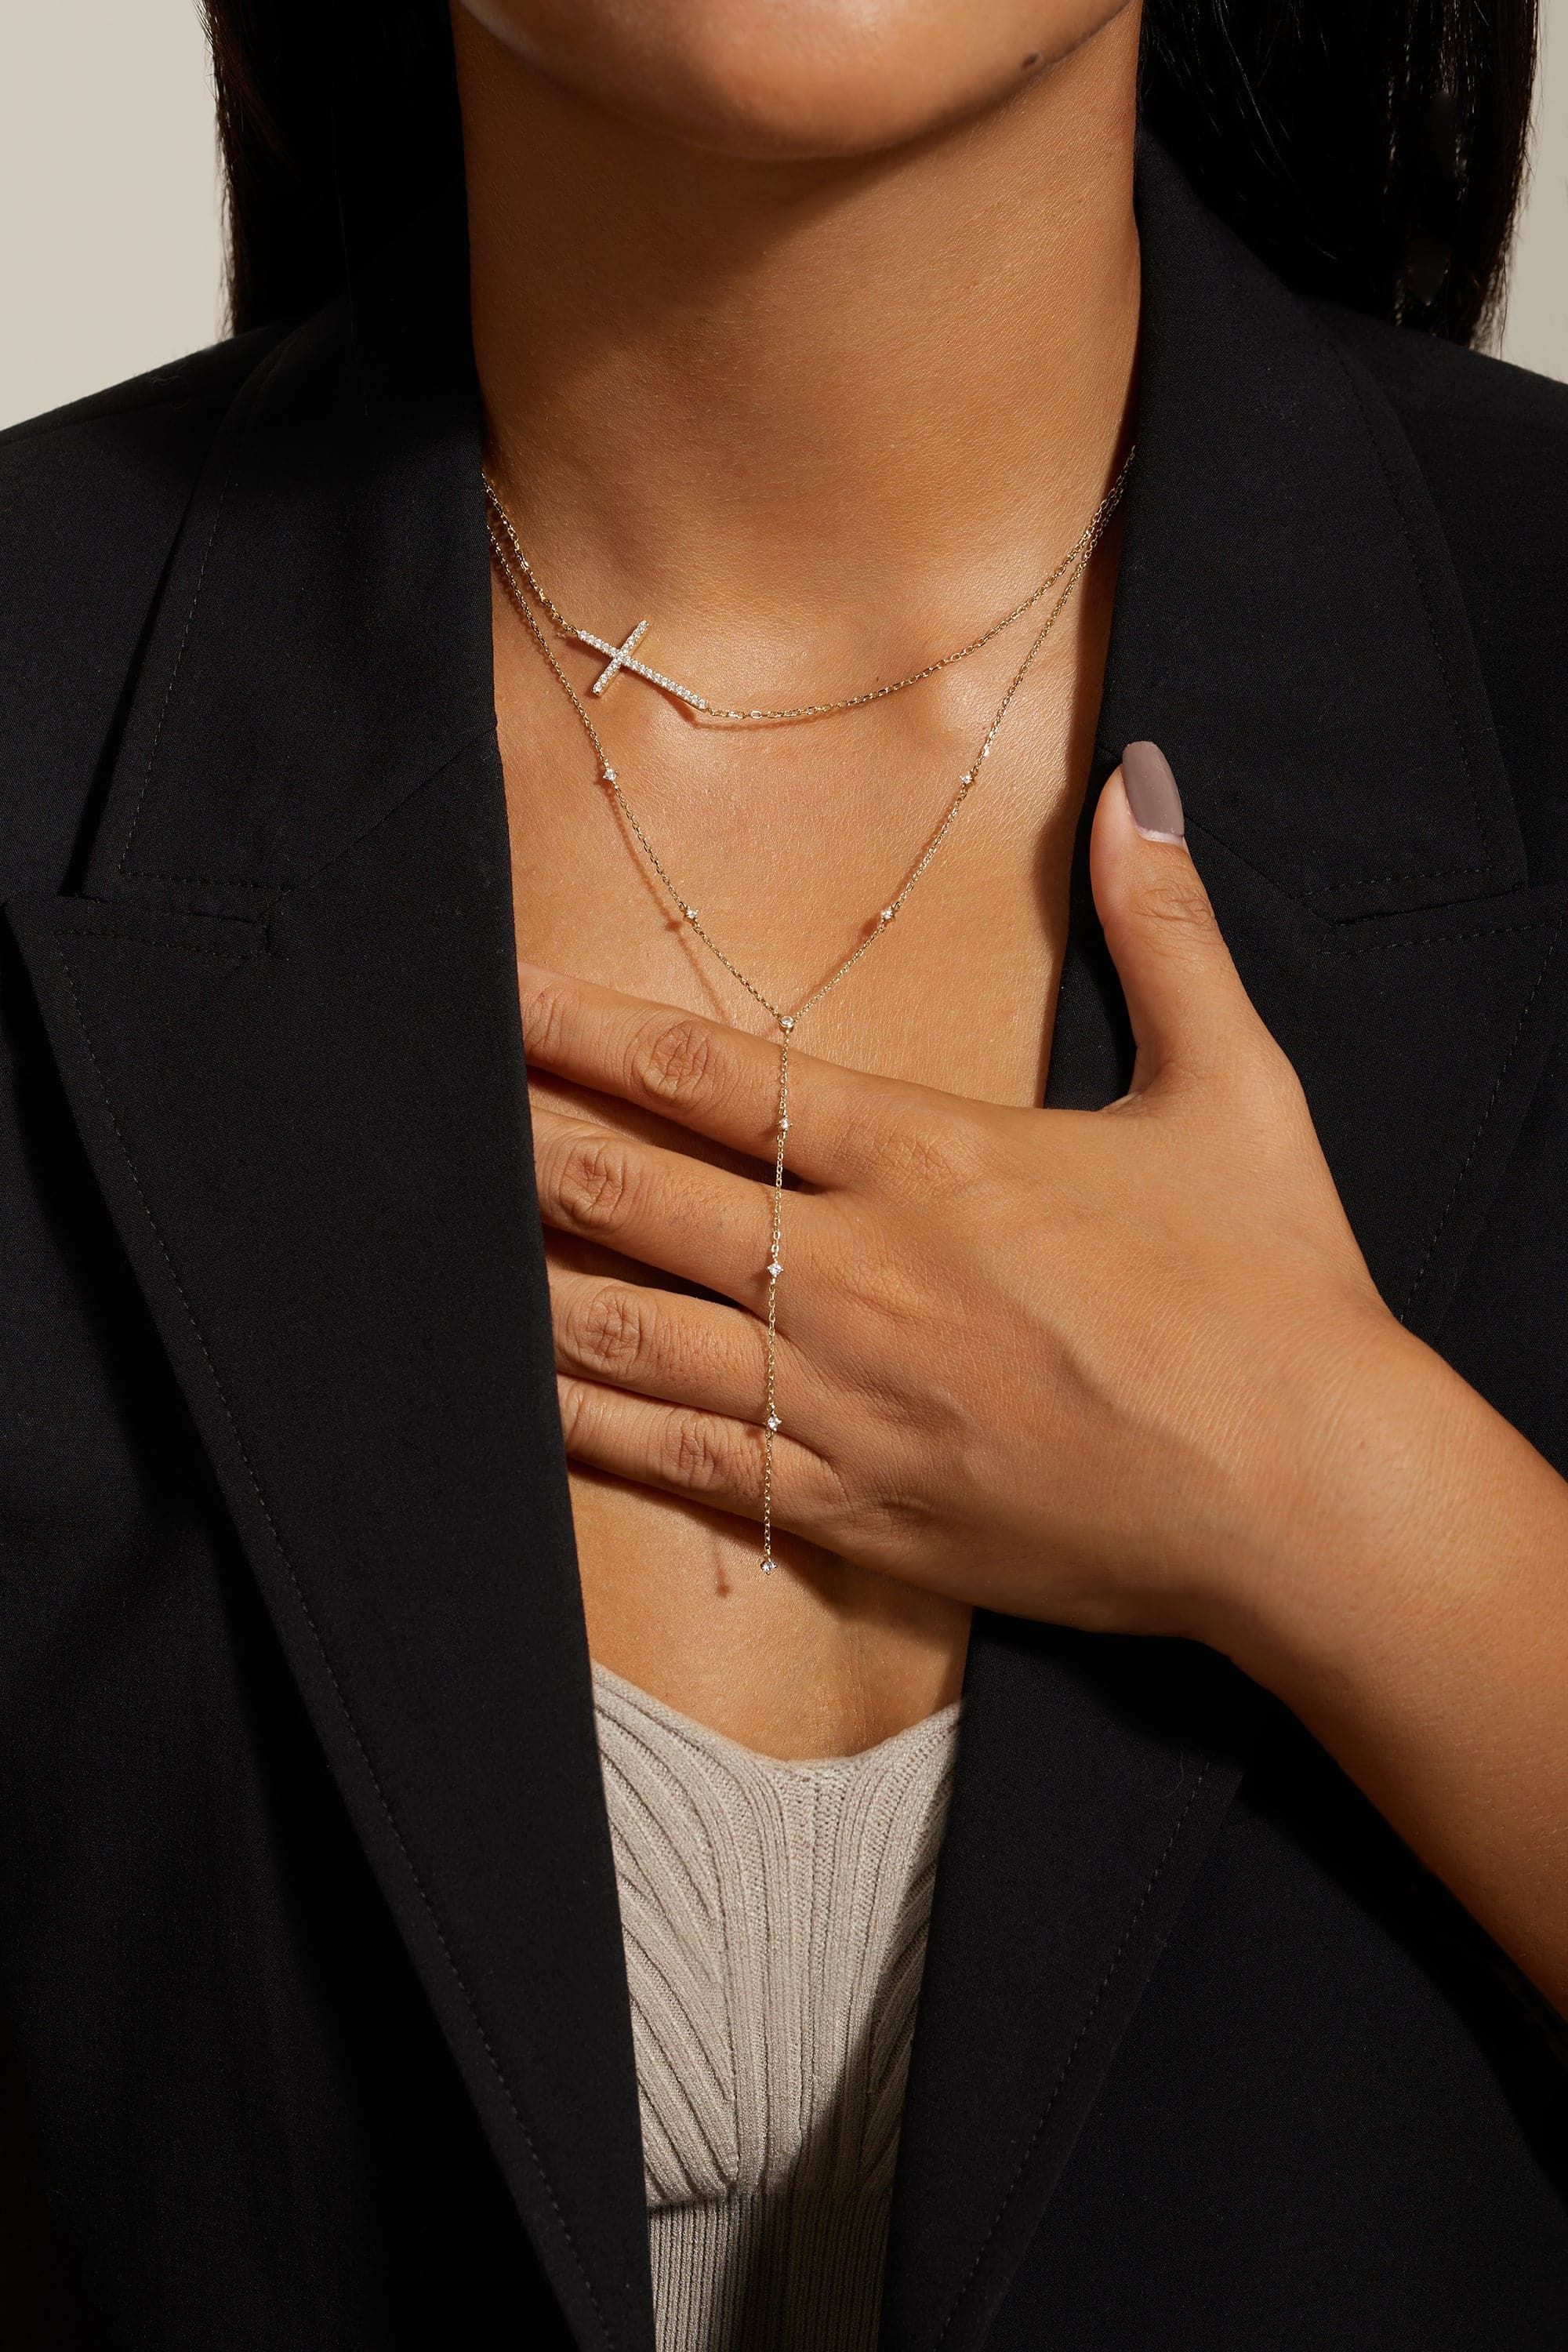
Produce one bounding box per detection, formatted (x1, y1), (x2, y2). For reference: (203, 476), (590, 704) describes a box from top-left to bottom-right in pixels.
(520, 753), (1425, 1651)
(524, 746), (1568, 2008)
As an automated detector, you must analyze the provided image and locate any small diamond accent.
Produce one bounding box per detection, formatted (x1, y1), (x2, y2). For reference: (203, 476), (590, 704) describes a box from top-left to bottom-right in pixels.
(779, 1014), (794, 1032)
(767, 1258), (783, 1278)
(767, 1414), (781, 1432)
(880, 907), (895, 924)
(684, 906), (700, 922)
(779, 1116), (789, 1133)
(601, 766), (617, 784)
(760, 1555), (775, 1575)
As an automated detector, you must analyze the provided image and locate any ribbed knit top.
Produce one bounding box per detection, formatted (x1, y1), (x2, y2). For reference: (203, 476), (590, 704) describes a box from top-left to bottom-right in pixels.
(591, 1662), (960, 2352)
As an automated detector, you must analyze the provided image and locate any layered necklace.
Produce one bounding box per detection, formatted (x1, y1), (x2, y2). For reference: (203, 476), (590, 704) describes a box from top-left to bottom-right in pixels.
(485, 455), (1132, 1573)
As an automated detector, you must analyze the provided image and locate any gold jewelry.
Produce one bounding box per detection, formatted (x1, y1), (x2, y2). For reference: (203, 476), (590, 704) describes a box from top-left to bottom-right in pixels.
(482, 470), (1129, 723)
(488, 453), (1132, 1573)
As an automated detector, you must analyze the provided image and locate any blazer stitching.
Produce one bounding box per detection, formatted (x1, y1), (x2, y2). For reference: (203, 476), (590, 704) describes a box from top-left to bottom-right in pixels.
(1096, 761), (1493, 900)
(928, 1760), (1214, 2351)
(45, 929), (264, 960)
(1163, 815), (1558, 947)
(111, 877), (275, 895)
(49, 935), (619, 2352)
(1322, 337), (1491, 884)
(116, 335), (294, 887)
(1336, 917), (1561, 956)
(296, 724), (503, 886)
(1106, 336), (1510, 901)
(1334, 865), (1486, 885)
(117, 452), (241, 880)
(1179, 813), (1559, 946)
(1175, 817), (1497, 920)
(115, 725), (499, 896)
(1398, 916), (1563, 1319)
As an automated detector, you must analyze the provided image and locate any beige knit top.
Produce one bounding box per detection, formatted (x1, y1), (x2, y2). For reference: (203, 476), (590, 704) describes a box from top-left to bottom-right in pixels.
(591, 1662), (960, 2352)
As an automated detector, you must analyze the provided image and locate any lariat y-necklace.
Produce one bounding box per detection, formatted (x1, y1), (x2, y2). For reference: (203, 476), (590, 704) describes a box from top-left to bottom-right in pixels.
(486, 458), (1131, 1573)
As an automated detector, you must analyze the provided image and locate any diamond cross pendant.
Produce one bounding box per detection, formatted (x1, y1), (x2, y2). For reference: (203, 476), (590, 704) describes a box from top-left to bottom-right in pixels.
(566, 621), (709, 711)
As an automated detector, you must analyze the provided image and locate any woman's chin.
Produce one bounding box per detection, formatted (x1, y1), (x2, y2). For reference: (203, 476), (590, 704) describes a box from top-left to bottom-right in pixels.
(453, 0), (1128, 164)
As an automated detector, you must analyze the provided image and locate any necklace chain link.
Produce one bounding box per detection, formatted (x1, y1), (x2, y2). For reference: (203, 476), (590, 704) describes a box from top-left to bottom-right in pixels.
(488, 452), (1132, 1572)
(482, 467), (1130, 723)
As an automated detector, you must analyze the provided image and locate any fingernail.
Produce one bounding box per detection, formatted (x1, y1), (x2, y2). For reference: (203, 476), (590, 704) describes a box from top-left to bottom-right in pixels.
(1120, 741), (1185, 844)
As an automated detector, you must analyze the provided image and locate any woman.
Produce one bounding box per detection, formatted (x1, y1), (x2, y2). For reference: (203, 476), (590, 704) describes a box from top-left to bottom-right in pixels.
(2, 0), (1566, 2343)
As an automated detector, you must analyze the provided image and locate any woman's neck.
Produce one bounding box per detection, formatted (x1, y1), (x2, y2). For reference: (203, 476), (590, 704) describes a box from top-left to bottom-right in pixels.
(454, 10), (1142, 673)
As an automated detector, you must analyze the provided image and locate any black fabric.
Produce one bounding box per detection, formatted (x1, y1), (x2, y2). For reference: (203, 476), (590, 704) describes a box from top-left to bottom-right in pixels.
(1, 137), (1566, 2352)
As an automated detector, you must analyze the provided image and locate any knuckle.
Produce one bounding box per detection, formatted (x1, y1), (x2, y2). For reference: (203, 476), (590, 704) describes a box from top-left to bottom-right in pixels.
(1241, 1036), (1311, 1127)
(880, 1112), (988, 1194)
(575, 1283), (652, 1378)
(1134, 872), (1214, 934)
(660, 1407), (743, 1497)
(555, 1133), (637, 1232)
(834, 1231), (913, 1323)
(521, 974), (573, 1066)
(555, 1377), (590, 1447)
(628, 1012), (723, 1109)
(836, 1475), (936, 1570)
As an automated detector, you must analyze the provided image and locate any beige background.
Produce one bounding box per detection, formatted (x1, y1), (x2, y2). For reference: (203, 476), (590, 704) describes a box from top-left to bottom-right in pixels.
(2, 0), (1566, 430)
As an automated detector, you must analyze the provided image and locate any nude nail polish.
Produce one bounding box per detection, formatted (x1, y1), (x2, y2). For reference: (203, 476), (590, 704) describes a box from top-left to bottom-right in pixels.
(1121, 740), (1185, 844)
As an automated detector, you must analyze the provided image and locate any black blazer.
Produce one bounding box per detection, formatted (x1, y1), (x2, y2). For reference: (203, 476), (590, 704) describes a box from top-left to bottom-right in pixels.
(2, 138), (1566, 2351)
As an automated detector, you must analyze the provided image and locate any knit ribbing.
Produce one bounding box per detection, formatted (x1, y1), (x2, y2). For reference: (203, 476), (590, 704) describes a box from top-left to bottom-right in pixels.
(592, 1662), (960, 2352)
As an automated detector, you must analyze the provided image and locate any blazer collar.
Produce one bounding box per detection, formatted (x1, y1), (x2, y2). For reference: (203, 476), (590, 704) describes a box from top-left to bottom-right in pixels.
(1098, 145), (1527, 920)
(74, 187), (495, 916)
(9, 136), (1564, 2352)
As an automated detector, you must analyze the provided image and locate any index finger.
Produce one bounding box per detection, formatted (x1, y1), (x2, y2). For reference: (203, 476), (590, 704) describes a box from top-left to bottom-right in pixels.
(516, 962), (906, 1185)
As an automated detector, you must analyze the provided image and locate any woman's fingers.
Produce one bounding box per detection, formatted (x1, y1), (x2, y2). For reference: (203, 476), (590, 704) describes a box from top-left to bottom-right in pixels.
(1090, 746), (1282, 1098)
(550, 1264), (791, 1424)
(532, 1105), (780, 1303)
(556, 1374), (841, 1540)
(518, 960), (926, 1186)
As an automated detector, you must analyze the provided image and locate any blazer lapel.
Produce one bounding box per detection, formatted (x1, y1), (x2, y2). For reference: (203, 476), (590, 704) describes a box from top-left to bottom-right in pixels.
(881, 140), (1565, 2352)
(9, 208), (654, 2352)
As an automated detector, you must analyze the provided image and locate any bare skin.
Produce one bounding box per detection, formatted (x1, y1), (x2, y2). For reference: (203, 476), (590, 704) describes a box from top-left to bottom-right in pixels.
(449, 1), (1568, 2020)
(454, 0), (1139, 1754)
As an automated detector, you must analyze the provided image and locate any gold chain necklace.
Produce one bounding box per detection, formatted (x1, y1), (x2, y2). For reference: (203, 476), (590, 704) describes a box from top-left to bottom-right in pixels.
(488, 454), (1131, 1573)
(482, 469), (1127, 722)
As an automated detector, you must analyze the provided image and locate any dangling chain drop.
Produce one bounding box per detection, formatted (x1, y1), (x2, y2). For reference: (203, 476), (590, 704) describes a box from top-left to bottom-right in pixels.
(485, 456), (1132, 1572)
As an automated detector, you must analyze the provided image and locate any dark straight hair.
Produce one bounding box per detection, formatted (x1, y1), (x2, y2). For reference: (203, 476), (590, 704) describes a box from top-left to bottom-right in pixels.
(201, 0), (1538, 347)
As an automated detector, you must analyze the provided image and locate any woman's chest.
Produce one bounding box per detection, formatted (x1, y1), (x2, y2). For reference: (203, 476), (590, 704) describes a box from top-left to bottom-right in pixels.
(495, 629), (1094, 1750)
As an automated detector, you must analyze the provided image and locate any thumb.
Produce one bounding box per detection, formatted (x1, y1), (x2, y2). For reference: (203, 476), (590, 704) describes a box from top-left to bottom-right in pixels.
(1090, 741), (1258, 1096)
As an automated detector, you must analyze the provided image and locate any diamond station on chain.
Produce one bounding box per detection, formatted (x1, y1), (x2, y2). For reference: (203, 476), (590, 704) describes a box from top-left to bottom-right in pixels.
(767, 1257), (783, 1278)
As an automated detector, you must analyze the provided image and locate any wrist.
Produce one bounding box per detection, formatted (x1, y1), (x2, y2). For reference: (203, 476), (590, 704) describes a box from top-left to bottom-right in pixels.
(1187, 1308), (1477, 1691)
